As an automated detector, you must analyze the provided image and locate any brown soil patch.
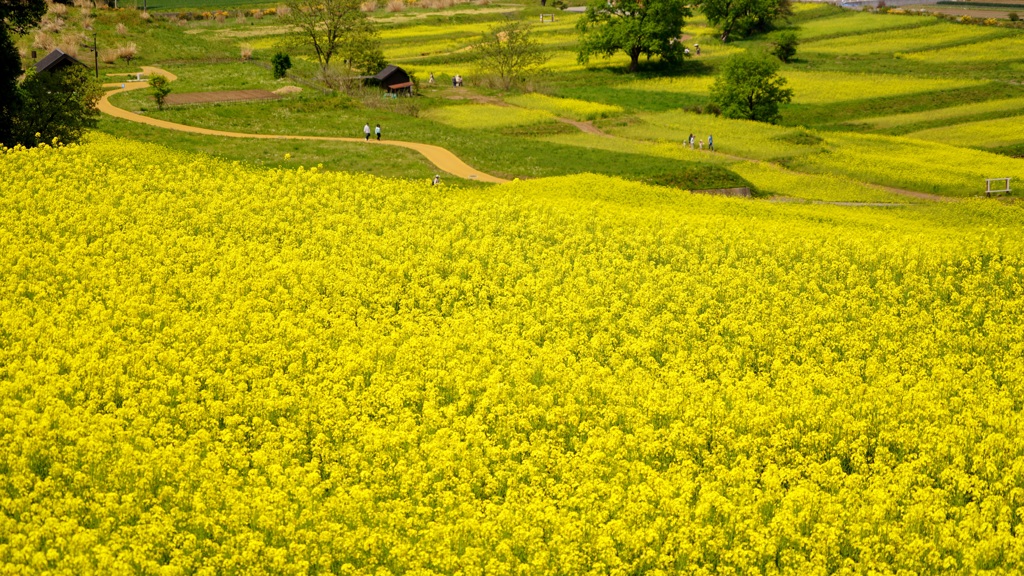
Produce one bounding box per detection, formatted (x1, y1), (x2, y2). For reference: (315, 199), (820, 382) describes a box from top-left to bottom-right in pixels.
(164, 90), (281, 106)
(556, 118), (609, 136)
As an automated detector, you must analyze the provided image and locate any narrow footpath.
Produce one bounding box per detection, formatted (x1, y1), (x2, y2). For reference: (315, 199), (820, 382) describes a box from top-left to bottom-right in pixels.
(98, 66), (508, 184)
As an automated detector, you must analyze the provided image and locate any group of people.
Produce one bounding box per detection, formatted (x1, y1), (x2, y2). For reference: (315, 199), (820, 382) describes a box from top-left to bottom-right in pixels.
(425, 72), (464, 87)
(683, 43), (701, 57)
(360, 121), (441, 184)
(687, 133), (713, 151)
(363, 123), (382, 141)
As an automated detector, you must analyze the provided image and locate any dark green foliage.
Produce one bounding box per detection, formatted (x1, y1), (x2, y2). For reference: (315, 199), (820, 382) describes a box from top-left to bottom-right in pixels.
(698, 0), (792, 41)
(0, 0), (47, 33)
(11, 66), (103, 146)
(150, 74), (171, 110)
(0, 28), (22, 147)
(576, 0), (692, 72)
(1, 0), (47, 147)
(1009, 12), (1019, 21)
(772, 30), (798, 63)
(271, 52), (292, 79)
(710, 51), (793, 123)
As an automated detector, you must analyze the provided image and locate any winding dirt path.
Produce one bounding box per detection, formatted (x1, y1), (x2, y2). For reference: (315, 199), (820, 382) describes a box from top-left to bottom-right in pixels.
(98, 66), (508, 183)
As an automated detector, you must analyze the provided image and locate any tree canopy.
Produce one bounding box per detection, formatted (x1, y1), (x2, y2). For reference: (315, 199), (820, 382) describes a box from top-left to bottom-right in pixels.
(1, 0), (47, 34)
(576, 0), (691, 72)
(710, 51), (793, 124)
(475, 19), (548, 90)
(1, 0), (47, 146)
(12, 66), (103, 146)
(285, 0), (384, 84)
(698, 0), (792, 42)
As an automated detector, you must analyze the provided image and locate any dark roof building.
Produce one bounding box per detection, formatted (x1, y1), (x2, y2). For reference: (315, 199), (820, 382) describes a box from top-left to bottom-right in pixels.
(371, 65), (412, 93)
(35, 49), (87, 74)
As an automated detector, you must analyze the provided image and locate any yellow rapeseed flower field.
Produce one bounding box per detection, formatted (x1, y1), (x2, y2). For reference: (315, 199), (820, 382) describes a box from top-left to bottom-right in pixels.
(2, 136), (1024, 574)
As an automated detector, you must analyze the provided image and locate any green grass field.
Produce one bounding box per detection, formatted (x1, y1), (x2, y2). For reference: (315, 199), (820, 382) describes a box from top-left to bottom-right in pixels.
(17, 0), (1024, 201)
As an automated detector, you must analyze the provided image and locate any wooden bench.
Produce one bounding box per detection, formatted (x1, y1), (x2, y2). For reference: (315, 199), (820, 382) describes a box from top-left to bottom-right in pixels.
(985, 177), (1011, 197)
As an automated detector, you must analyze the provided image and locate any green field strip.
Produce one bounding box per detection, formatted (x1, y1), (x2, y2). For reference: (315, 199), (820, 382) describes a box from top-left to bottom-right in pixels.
(905, 113), (1024, 148)
(850, 97), (1024, 130)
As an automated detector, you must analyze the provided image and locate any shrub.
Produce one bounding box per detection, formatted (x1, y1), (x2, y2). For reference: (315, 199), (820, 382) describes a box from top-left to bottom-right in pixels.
(1009, 12), (1019, 21)
(360, 0), (377, 10)
(240, 44), (253, 60)
(32, 31), (56, 51)
(41, 16), (64, 33)
(271, 52), (292, 79)
(386, 0), (405, 11)
(149, 74), (170, 110)
(116, 22), (127, 35)
(117, 42), (137, 65)
(771, 30), (798, 63)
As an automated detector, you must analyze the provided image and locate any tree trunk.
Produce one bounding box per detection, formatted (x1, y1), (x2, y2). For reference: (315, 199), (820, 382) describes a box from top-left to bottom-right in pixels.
(628, 48), (640, 72)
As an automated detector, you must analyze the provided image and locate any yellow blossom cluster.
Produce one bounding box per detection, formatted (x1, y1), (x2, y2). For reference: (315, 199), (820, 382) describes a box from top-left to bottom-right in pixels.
(420, 104), (557, 130)
(2, 136), (1024, 574)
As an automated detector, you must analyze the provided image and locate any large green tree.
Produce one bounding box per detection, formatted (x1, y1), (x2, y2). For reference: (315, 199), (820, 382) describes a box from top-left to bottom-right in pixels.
(12, 65), (103, 145)
(1, 0), (47, 147)
(710, 51), (793, 124)
(698, 0), (791, 41)
(285, 0), (384, 84)
(576, 0), (691, 72)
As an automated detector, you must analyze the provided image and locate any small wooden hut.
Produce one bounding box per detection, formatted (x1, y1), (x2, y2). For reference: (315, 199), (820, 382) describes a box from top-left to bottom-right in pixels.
(35, 49), (87, 74)
(371, 65), (413, 95)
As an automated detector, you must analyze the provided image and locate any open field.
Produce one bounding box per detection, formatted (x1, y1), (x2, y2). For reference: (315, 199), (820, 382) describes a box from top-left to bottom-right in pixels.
(23, 0), (1021, 199)
(5, 2), (1024, 572)
(906, 114), (1024, 149)
(2, 137), (1024, 573)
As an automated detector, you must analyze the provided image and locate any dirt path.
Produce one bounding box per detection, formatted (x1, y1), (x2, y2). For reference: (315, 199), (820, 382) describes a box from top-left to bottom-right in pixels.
(98, 67), (508, 184)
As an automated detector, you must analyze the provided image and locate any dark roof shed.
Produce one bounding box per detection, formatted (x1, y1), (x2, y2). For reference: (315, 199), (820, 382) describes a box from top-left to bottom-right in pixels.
(371, 65), (410, 87)
(35, 49), (87, 74)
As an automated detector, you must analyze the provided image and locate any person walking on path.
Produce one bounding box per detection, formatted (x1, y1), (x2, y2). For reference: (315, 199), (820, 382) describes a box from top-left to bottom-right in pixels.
(363, 123), (371, 141)
(699, 138), (704, 150)
(688, 133), (694, 149)
(708, 134), (714, 151)
(429, 72), (435, 85)
(375, 124), (382, 141)
(432, 174), (441, 186)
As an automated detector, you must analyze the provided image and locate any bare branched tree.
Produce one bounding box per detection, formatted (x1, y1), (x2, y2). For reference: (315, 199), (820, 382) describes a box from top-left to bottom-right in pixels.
(285, 0), (383, 84)
(475, 19), (548, 90)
